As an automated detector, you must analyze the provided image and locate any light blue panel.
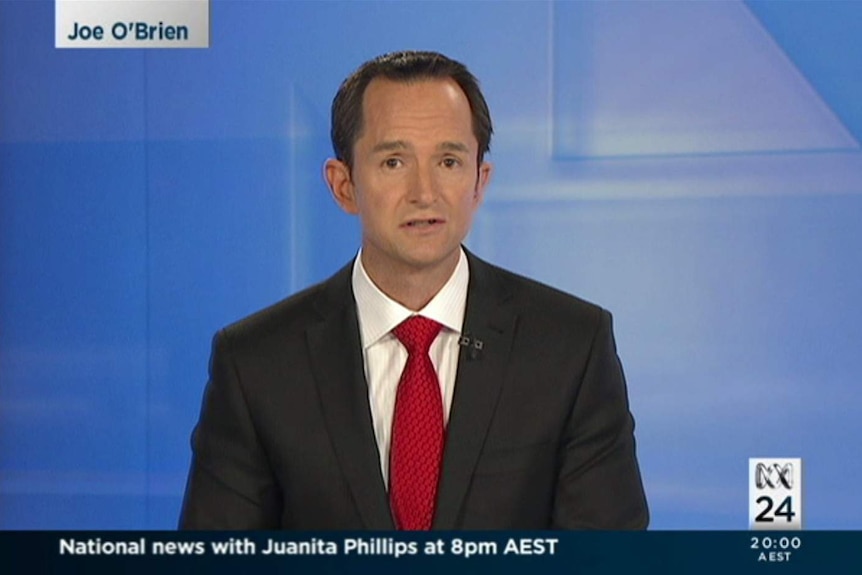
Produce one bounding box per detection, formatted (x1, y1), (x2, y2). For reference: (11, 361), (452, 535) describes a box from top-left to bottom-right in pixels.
(283, 87), (359, 292)
(0, 143), (149, 528)
(747, 0), (862, 143)
(470, 0), (862, 529)
(477, 195), (862, 528)
(552, 1), (858, 158)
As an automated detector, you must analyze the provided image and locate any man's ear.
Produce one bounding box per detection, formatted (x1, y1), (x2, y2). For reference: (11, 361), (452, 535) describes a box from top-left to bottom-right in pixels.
(473, 161), (493, 205)
(324, 158), (358, 215)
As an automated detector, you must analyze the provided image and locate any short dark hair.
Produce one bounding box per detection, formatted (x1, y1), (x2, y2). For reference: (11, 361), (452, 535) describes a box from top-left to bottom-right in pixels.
(330, 51), (493, 168)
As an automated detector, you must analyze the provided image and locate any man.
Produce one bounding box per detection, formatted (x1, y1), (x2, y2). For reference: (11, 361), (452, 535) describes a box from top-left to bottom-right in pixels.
(180, 51), (648, 530)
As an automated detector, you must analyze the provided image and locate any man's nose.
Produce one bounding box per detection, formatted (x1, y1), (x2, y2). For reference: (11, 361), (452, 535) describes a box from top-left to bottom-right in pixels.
(408, 166), (437, 205)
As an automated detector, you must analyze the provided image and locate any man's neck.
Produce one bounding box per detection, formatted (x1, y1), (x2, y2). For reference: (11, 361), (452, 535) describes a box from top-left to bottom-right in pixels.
(359, 251), (460, 312)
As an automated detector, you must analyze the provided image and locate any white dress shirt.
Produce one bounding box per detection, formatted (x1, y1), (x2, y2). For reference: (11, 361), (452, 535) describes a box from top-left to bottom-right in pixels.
(352, 249), (469, 487)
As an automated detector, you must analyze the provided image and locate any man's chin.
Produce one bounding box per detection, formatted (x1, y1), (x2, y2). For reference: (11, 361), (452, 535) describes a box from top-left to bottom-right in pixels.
(396, 248), (461, 274)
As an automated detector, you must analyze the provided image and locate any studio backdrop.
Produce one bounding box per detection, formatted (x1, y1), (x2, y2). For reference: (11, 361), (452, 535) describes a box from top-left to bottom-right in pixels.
(1, 0), (861, 529)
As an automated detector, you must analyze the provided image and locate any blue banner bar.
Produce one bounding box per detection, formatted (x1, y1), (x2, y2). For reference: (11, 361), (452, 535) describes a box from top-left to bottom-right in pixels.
(0, 531), (856, 574)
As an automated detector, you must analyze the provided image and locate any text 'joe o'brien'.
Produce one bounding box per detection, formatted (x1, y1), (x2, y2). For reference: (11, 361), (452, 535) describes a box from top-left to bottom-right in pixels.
(66, 21), (189, 42)
(54, 0), (210, 49)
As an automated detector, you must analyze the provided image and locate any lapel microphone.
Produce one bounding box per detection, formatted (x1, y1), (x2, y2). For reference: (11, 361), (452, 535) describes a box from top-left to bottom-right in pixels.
(458, 333), (484, 361)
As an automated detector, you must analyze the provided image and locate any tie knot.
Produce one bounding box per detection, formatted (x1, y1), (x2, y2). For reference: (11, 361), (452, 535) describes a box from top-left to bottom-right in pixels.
(393, 316), (443, 355)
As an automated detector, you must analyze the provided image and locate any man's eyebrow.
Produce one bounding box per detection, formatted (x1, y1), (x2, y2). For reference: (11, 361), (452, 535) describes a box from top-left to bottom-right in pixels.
(370, 140), (470, 154)
(371, 140), (410, 154)
(438, 141), (469, 153)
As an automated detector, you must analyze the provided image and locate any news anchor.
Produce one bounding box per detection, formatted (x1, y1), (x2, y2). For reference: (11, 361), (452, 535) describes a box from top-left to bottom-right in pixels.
(180, 51), (648, 530)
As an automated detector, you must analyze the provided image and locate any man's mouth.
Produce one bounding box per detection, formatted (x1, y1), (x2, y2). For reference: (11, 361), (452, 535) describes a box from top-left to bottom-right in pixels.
(403, 218), (444, 228)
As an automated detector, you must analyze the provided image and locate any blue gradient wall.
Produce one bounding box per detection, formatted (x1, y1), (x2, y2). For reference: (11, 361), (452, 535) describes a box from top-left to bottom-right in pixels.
(1, 0), (860, 529)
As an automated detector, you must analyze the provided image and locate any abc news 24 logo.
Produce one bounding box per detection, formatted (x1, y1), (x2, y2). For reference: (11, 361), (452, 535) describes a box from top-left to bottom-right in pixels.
(749, 458), (802, 530)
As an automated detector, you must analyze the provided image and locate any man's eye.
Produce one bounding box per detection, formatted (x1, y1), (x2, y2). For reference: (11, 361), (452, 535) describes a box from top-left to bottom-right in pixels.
(384, 158), (402, 169)
(442, 157), (460, 168)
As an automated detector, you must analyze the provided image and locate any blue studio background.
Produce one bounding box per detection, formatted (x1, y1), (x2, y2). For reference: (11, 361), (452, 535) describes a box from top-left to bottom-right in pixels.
(2, 0), (861, 529)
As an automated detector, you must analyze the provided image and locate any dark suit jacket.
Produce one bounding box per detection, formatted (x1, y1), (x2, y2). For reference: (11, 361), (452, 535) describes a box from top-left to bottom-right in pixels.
(179, 251), (648, 529)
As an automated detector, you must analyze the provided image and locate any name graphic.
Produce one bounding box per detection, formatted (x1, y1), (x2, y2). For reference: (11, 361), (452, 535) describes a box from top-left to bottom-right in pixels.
(66, 21), (189, 42)
(55, 0), (210, 49)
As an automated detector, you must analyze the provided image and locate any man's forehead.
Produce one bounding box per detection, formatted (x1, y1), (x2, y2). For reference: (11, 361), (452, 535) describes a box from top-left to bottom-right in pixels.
(362, 77), (469, 116)
(359, 77), (476, 145)
(365, 75), (461, 93)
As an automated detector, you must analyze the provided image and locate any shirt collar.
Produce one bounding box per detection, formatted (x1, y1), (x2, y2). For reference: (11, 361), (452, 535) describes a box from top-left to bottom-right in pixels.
(352, 248), (469, 349)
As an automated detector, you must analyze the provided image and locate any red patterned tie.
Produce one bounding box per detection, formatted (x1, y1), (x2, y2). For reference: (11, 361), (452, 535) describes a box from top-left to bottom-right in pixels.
(389, 315), (444, 530)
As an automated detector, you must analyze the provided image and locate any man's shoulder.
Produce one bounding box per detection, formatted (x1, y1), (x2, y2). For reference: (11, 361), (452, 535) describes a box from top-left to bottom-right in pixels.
(471, 254), (607, 323)
(217, 263), (351, 348)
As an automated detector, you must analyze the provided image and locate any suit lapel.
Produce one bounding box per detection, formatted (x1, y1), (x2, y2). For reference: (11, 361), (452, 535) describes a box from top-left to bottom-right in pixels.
(433, 252), (517, 529)
(306, 264), (394, 529)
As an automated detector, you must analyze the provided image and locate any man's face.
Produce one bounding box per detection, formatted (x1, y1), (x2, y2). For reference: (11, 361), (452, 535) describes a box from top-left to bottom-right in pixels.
(326, 77), (492, 279)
